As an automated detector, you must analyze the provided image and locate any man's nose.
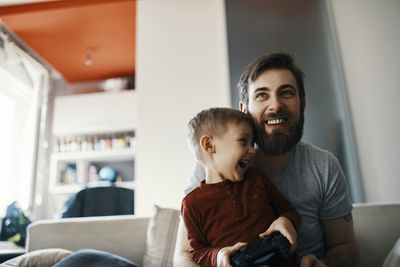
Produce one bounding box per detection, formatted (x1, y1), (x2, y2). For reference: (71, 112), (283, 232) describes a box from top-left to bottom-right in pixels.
(268, 94), (281, 111)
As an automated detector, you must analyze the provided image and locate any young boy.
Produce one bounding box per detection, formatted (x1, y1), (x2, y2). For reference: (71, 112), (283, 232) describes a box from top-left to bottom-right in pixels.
(182, 107), (301, 267)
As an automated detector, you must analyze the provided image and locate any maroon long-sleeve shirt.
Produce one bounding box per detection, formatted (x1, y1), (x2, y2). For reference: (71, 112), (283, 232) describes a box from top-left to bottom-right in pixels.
(181, 167), (301, 267)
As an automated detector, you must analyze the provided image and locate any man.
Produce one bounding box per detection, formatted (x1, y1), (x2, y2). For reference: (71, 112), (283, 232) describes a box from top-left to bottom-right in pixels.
(174, 53), (359, 267)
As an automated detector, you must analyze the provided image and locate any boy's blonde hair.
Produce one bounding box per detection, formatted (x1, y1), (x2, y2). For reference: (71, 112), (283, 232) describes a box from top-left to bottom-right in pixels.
(188, 107), (254, 162)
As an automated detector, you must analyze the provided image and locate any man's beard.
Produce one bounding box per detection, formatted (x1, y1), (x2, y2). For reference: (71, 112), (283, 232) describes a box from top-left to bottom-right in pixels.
(255, 110), (304, 156)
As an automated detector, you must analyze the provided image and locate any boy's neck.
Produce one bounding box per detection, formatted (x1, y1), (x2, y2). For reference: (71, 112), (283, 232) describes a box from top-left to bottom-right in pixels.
(205, 169), (224, 184)
(253, 149), (291, 185)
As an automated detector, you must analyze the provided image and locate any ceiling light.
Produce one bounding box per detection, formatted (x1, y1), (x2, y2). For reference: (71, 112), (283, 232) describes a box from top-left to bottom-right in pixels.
(85, 47), (93, 66)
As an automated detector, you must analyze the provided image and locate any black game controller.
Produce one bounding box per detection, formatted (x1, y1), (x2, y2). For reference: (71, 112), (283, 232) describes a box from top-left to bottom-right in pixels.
(230, 234), (290, 267)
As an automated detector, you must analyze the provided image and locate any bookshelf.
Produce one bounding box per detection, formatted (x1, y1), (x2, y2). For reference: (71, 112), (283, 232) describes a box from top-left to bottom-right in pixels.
(49, 147), (135, 194)
(49, 91), (137, 195)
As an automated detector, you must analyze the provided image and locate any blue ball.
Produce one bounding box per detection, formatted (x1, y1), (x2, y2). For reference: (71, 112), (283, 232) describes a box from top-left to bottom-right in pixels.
(99, 167), (117, 182)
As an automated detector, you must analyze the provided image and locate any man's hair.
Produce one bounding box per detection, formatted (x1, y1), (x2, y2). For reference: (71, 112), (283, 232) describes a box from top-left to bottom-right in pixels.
(188, 107), (254, 162)
(237, 52), (305, 112)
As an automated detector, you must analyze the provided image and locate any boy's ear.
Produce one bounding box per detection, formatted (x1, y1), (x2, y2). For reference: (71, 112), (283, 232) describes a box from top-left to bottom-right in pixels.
(200, 135), (216, 153)
(239, 101), (247, 113)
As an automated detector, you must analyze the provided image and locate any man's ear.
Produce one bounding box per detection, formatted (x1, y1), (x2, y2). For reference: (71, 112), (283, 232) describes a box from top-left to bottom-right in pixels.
(200, 135), (216, 153)
(239, 101), (247, 113)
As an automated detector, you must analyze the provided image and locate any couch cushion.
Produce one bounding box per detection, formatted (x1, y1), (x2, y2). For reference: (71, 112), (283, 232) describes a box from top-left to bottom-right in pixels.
(143, 206), (180, 267)
(2, 248), (72, 267)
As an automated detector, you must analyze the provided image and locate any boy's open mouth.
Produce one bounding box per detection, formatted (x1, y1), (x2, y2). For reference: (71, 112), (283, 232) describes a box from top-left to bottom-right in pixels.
(238, 159), (249, 169)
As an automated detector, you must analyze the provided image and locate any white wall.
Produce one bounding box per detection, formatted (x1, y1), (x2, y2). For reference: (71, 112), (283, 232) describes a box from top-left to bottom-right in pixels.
(135, 0), (230, 215)
(329, 1), (400, 202)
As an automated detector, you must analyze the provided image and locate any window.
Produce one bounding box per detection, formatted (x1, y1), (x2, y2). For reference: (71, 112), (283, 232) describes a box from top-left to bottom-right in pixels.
(0, 34), (48, 216)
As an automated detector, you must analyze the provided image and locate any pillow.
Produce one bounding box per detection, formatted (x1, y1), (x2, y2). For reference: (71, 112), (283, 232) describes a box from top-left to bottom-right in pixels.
(383, 238), (400, 267)
(143, 205), (180, 267)
(2, 248), (72, 267)
(53, 249), (138, 267)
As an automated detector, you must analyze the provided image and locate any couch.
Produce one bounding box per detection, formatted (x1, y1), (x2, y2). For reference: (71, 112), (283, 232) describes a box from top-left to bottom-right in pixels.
(1, 203), (400, 267)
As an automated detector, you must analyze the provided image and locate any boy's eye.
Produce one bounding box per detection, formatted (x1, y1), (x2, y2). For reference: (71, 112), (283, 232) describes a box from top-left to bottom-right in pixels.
(239, 138), (249, 144)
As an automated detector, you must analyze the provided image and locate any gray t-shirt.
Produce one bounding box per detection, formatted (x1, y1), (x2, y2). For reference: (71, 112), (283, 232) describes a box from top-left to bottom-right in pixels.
(184, 141), (352, 258)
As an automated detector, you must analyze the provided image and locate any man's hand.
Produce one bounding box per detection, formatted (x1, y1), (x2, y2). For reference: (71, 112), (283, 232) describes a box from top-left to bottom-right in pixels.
(259, 216), (297, 252)
(300, 254), (327, 267)
(217, 242), (247, 267)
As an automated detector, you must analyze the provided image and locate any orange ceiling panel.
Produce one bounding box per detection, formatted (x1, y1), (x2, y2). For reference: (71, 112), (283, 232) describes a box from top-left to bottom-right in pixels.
(0, 0), (136, 83)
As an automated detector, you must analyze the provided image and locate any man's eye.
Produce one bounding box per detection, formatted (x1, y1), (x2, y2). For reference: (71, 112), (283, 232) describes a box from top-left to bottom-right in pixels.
(255, 93), (267, 100)
(281, 90), (295, 97)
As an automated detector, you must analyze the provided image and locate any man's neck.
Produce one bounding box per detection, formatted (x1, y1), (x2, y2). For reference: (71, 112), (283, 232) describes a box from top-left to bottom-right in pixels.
(253, 149), (291, 184)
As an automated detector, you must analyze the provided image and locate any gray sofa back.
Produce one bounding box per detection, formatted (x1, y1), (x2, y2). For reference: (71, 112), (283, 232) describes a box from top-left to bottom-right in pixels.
(26, 203), (400, 267)
(27, 215), (150, 265)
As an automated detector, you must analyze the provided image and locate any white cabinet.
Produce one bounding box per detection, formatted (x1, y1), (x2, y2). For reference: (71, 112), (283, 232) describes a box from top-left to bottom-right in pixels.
(49, 91), (137, 196)
(52, 90), (137, 135)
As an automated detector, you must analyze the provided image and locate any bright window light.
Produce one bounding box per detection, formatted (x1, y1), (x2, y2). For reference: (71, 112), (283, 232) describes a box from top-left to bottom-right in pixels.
(0, 34), (46, 217)
(0, 95), (15, 216)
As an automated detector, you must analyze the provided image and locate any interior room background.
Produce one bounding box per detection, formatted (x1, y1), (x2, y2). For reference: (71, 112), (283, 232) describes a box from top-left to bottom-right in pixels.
(0, 0), (399, 220)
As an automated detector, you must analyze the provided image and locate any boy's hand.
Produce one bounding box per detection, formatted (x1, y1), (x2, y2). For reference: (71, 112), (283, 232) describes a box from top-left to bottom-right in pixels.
(259, 216), (297, 253)
(217, 242), (247, 267)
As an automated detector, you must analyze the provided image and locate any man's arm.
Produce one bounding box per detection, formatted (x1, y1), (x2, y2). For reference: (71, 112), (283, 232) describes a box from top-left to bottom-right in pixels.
(300, 213), (359, 267)
(173, 218), (201, 267)
(174, 162), (205, 267)
(321, 213), (360, 267)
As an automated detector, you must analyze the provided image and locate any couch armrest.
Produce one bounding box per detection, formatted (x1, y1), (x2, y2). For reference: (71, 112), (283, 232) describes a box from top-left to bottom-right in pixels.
(26, 215), (150, 265)
(353, 202), (400, 267)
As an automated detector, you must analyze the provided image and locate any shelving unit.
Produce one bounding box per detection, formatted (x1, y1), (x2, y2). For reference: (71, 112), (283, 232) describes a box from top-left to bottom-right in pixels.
(49, 148), (135, 194)
(49, 90), (137, 215)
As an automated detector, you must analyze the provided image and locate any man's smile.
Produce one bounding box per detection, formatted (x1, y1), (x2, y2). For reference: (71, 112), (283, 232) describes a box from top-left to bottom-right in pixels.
(266, 118), (287, 126)
(261, 109), (292, 131)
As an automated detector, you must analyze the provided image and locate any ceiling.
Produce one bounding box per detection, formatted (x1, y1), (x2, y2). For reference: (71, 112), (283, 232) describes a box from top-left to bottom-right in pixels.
(0, 0), (136, 83)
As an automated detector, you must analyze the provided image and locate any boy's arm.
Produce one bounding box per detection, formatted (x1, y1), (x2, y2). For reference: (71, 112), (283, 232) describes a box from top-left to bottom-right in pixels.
(258, 173), (301, 251)
(259, 216), (298, 252)
(174, 218), (246, 267)
(180, 202), (222, 267)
